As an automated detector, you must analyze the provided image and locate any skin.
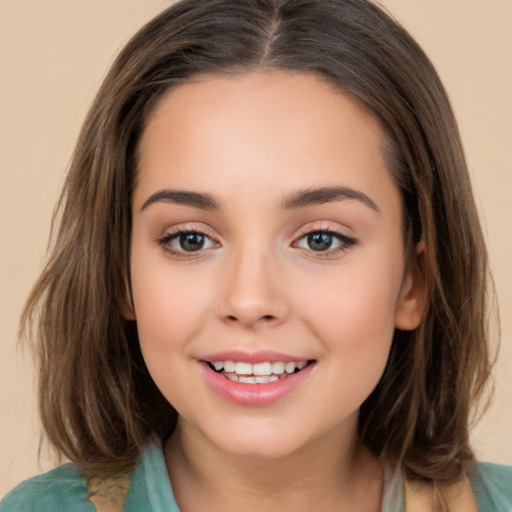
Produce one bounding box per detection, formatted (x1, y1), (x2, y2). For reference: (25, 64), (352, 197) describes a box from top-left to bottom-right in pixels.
(129, 70), (425, 511)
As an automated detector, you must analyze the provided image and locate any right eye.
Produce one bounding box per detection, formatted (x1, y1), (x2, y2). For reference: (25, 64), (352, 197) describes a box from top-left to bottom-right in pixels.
(158, 229), (218, 256)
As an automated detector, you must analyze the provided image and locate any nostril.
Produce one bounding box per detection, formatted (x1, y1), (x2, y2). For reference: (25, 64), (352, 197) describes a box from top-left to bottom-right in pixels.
(224, 314), (276, 323)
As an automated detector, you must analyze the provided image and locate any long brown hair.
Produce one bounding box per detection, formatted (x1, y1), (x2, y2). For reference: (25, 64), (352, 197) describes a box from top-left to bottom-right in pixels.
(21, 0), (495, 493)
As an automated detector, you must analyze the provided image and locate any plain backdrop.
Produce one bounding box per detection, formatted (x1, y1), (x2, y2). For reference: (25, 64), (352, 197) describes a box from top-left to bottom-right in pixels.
(1, 0), (511, 497)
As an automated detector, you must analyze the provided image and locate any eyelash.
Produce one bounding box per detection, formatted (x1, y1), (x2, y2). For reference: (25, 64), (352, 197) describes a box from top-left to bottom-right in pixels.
(293, 228), (357, 258)
(157, 227), (357, 260)
(157, 228), (218, 260)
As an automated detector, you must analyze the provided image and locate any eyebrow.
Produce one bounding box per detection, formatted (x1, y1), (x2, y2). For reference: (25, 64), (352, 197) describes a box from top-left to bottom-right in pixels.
(141, 189), (221, 211)
(140, 185), (380, 214)
(281, 186), (380, 213)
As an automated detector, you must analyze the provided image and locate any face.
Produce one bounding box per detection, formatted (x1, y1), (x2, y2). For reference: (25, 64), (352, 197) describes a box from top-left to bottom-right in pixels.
(129, 70), (424, 460)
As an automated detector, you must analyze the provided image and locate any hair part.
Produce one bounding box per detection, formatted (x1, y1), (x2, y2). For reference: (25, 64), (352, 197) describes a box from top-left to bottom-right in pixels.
(21, 0), (496, 501)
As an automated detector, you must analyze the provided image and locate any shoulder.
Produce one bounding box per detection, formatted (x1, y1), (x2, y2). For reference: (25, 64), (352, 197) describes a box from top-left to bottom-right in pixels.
(0, 464), (95, 512)
(470, 462), (512, 511)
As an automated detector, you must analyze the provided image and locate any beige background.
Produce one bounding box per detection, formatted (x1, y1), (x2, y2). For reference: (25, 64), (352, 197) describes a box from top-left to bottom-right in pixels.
(1, 0), (511, 497)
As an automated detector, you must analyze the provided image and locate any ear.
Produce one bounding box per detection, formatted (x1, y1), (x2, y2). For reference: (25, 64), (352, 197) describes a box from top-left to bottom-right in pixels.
(120, 298), (136, 320)
(394, 240), (427, 331)
(119, 283), (136, 320)
(121, 300), (136, 321)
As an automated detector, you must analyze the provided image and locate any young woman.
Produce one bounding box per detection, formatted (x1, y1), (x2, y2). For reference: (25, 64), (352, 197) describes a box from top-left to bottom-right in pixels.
(2, 0), (511, 510)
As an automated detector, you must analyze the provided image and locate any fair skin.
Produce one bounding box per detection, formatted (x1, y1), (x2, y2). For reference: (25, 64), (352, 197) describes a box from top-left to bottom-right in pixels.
(128, 70), (425, 511)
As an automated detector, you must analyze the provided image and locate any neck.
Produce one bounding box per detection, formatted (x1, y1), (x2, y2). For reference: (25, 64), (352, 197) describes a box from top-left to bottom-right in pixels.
(165, 418), (383, 512)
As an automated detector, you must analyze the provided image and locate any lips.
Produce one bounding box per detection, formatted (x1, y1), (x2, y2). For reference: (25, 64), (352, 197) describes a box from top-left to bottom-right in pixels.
(199, 351), (315, 406)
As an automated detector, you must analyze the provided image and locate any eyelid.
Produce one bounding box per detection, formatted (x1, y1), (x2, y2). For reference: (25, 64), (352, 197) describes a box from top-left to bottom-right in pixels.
(293, 221), (354, 240)
(156, 221), (219, 242)
(158, 228), (217, 246)
(291, 223), (358, 257)
(157, 225), (221, 259)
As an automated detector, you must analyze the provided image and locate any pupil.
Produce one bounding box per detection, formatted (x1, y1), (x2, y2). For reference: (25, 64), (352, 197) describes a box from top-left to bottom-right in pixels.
(308, 232), (332, 251)
(180, 233), (204, 251)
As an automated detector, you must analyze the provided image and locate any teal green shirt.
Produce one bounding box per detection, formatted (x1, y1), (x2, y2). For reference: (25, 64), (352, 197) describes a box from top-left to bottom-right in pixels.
(1, 439), (511, 511)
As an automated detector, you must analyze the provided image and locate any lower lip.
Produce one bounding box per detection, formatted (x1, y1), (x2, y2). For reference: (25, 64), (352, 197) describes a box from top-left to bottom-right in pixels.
(200, 362), (315, 407)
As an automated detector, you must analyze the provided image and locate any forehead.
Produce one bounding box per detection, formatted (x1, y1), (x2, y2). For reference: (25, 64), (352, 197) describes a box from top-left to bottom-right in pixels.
(140, 70), (381, 151)
(134, 70), (396, 212)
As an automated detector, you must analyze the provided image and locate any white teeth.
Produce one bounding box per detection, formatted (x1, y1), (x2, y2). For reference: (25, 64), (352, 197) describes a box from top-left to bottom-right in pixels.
(239, 376), (257, 384)
(209, 359), (309, 380)
(234, 362), (252, 375)
(284, 362), (296, 374)
(252, 362), (272, 376)
(224, 361), (236, 372)
(271, 361), (285, 374)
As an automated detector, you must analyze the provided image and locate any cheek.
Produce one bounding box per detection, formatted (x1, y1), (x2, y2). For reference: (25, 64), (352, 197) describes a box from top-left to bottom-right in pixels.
(130, 261), (218, 409)
(299, 256), (402, 374)
(130, 256), (215, 360)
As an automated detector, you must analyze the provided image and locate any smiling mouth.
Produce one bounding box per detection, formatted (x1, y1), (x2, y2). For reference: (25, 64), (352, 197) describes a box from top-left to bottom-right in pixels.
(205, 360), (314, 384)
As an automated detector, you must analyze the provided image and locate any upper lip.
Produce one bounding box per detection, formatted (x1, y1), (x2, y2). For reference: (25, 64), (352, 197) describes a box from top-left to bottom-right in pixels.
(201, 350), (313, 364)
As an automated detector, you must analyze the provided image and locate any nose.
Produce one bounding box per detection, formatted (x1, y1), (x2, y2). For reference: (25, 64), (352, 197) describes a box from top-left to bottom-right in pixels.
(217, 246), (290, 329)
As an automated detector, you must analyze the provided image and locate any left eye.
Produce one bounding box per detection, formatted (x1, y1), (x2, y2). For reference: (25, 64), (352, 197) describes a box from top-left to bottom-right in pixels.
(294, 230), (355, 252)
(159, 230), (217, 253)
